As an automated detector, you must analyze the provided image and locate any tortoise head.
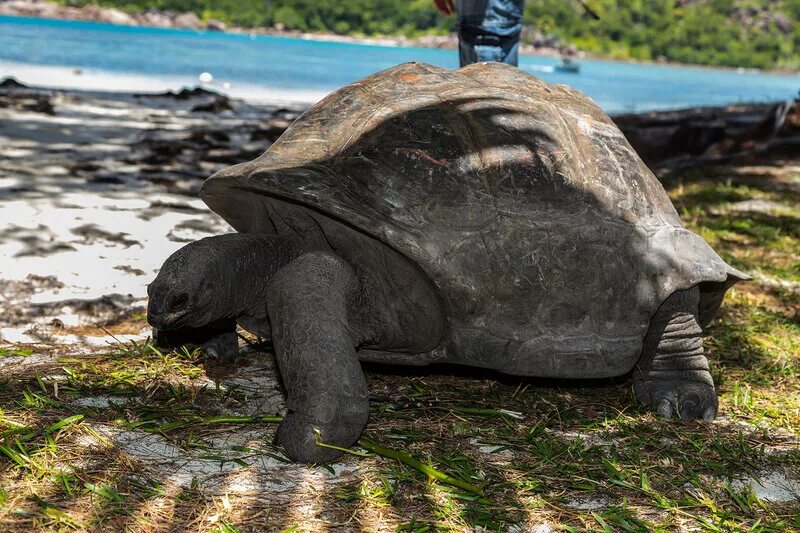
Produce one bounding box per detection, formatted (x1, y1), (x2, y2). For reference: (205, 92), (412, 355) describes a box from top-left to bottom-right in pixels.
(147, 238), (222, 330)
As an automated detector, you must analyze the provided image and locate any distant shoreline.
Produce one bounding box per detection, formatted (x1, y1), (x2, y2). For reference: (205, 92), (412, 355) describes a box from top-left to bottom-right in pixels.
(3, 58), (796, 119)
(2, 1), (798, 75)
(0, 1), (541, 53)
(0, 59), (329, 105)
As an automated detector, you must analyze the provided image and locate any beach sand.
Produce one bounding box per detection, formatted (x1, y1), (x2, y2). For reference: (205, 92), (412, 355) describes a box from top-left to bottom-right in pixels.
(0, 59), (331, 105)
(0, 81), (306, 345)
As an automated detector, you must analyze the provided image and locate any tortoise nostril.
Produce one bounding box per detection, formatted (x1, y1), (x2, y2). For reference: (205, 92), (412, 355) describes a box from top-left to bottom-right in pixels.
(146, 299), (163, 325)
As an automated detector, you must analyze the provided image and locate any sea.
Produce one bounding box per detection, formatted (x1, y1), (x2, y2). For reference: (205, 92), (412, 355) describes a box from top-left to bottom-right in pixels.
(1, 15), (798, 113)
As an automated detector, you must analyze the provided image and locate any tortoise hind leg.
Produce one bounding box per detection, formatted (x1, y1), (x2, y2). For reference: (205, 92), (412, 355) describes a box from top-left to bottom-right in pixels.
(633, 287), (718, 422)
(267, 252), (370, 463)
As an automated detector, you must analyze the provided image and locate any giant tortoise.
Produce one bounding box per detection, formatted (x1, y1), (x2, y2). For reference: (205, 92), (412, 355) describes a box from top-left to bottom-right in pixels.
(147, 62), (747, 463)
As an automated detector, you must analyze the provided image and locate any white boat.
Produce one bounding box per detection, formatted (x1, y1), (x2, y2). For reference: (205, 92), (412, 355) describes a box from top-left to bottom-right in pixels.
(555, 57), (581, 74)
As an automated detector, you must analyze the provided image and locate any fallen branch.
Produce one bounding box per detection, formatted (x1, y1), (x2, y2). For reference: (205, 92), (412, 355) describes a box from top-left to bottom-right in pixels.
(148, 415), (283, 432)
(358, 438), (485, 497)
(444, 407), (524, 420)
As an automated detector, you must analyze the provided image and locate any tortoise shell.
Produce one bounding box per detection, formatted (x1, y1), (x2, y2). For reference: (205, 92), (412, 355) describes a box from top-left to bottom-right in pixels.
(201, 62), (746, 378)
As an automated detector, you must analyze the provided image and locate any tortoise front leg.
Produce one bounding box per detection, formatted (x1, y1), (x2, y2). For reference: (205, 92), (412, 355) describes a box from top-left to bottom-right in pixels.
(267, 252), (370, 463)
(633, 287), (718, 422)
(152, 318), (239, 362)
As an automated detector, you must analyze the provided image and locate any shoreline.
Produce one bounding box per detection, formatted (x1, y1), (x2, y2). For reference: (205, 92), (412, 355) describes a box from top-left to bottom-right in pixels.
(2, 4), (798, 75)
(0, 59), (330, 106)
(3, 59), (796, 119)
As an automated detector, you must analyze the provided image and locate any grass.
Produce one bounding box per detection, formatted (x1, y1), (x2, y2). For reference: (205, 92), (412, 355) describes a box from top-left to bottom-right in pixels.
(0, 165), (798, 531)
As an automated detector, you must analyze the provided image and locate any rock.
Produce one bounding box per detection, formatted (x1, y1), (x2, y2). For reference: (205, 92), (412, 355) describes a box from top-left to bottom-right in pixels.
(250, 119), (292, 142)
(100, 7), (136, 26)
(0, 0), (59, 18)
(205, 19), (227, 32)
(0, 91), (55, 114)
(173, 12), (202, 29)
(612, 100), (800, 168)
(186, 128), (231, 146)
(191, 96), (233, 113)
(28, 96), (54, 115)
(779, 101), (800, 134)
(0, 77), (28, 89)
(0, 0), (136, 25)
(139, 9), (173, 28)
(135, 87), (223, 100)
(175, 87), (221, 100)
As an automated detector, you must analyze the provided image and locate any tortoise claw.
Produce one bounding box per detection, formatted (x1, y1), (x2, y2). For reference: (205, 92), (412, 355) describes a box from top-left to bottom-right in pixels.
(276, 412), (361, 464)
(637, 380), (718, 422)
(202, 345), (220, 360)
(655, 397), (674, 419)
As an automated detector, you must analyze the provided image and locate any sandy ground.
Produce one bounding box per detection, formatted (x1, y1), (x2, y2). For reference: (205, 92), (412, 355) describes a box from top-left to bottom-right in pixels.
(0, 84), (302, 345)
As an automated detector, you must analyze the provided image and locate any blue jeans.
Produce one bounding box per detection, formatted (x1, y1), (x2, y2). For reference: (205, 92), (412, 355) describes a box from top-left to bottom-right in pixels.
(456, 0), (525, 67)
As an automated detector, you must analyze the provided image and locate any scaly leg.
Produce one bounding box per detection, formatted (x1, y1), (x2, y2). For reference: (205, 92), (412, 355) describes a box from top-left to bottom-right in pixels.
(267, 252), (370, 463)
(633, 287), (718, 422)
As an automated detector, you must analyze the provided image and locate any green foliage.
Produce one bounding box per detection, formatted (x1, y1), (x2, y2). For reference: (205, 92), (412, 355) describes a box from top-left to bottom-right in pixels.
(525, 0), (800, 69)
(54, 0), (799, 68)
(56, 0), (452, 36)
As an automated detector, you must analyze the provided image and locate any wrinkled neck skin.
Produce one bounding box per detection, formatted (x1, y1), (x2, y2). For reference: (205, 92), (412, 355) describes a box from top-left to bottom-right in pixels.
(205, 234), (301, 322)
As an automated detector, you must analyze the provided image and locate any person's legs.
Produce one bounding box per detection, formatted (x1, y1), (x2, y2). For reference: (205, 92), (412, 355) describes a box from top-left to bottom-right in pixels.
(456, 0), (524, 66)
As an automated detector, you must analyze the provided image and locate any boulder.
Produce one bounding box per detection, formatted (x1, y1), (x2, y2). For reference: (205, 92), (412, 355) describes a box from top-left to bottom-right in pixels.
(205, 19), (227, 32)
(102, 8), (136, 26)
(139, 10), (173, 28)
(174, 12), (202, 29)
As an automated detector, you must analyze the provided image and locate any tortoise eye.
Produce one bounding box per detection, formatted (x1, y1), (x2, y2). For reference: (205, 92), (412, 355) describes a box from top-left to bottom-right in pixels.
(169, 292), (189, 309)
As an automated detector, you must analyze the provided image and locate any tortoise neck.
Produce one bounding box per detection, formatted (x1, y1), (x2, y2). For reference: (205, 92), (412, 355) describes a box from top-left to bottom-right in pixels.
(207, 233), (301, 320)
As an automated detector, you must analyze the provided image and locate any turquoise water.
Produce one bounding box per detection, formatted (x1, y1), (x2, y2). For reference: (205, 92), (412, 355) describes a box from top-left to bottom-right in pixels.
(1, 15), (798, 113)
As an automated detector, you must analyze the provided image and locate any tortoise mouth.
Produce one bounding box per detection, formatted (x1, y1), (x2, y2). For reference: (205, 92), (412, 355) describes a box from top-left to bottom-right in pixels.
(148, 308), (193, 330)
